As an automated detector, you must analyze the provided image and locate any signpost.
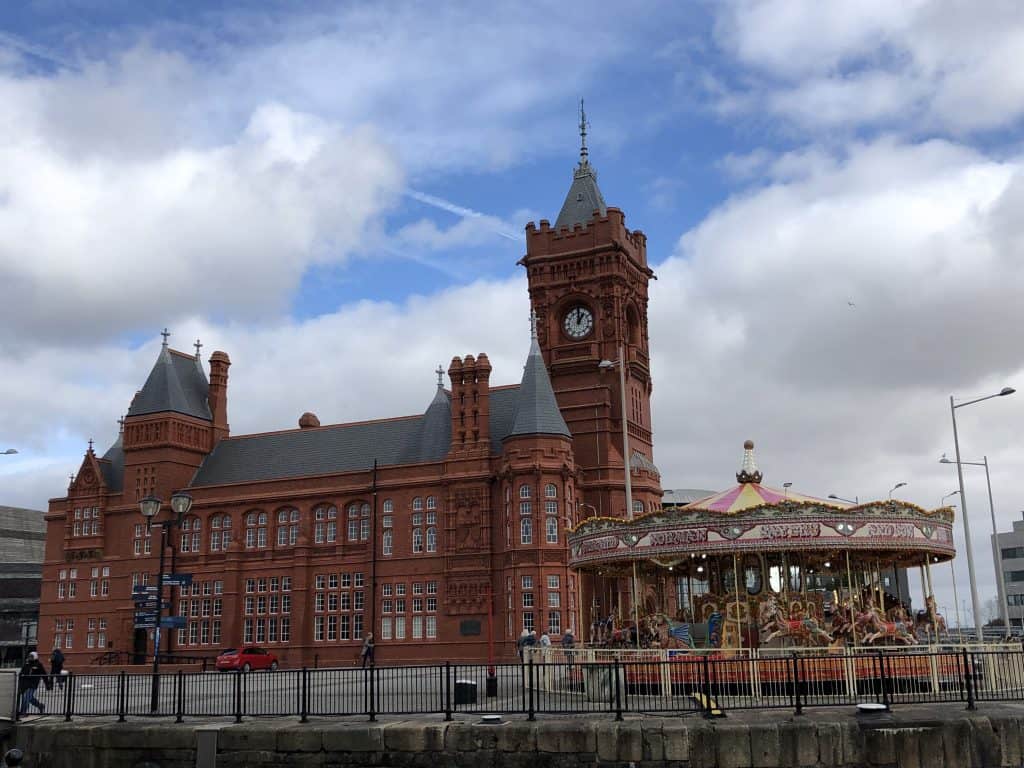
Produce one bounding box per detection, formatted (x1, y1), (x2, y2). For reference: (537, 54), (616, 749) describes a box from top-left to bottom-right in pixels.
(162, 574), (193, 588)
(160, 616), (186, 629)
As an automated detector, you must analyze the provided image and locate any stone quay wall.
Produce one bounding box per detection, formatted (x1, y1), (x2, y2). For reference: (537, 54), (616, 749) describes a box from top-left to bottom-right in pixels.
(8, 703), (1024, 768)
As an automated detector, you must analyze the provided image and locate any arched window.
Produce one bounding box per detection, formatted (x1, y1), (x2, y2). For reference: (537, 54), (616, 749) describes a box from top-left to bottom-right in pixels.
(544, 484), (557, 499)
(426, 527), (437, 553)
(210, 515), (222, 552)
(314, 504), (337, 543)
(220, 516), (232, 551)
(360, 503), (371, 541)
(276, 508), (300, 546)
(520, 517), (533, 545)
(347, 504), (360, 541)
(412, 528), (424, 553)
(426, 496), (436, 510)
(632, 500), (644, 516)
(246, 511), (266, 549)
(545, 515), (558, 544)
(412, 497), (423, 511)
(519, 485), (531, 499)
(179, 517), (201, 552)
(383, 499), (393, 513)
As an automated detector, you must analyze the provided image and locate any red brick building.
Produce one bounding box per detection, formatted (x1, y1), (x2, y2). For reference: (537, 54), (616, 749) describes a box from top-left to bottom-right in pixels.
(39, 137), (662, 667)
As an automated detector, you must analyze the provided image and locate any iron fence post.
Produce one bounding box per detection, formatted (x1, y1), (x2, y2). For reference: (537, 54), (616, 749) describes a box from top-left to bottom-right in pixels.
(63, 672), (74, 722)
(368, 664), (377, 722)
(300, 667), (309, 723)
(175, 670), (184, 723)
(444, 662), (452, 721)
(878, 652), (891, 711)
(963, 649), (976, 710)
(613, 659), (623, 722)
(702, 654), (713, 718)
(117, 670), (126, 723)
(528, 659), (536, 721)
(792, 654), (803, 716)
(233, 670), (242, 723)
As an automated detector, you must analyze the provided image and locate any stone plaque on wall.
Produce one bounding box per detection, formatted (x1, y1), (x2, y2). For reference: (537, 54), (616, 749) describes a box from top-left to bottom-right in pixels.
(459, 619), (482, 636)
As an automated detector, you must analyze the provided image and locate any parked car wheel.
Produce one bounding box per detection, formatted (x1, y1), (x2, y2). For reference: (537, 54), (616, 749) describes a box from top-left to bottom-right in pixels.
(269, 661), (278, 672)
(242, 662), (251, 673)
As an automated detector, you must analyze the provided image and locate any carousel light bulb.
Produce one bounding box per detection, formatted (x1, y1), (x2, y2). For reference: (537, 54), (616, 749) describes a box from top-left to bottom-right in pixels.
(668, 566), (673, 571)
(824, 561), (831, 568)
(701, 554), (707, 559)
(697, 566), (704, 573)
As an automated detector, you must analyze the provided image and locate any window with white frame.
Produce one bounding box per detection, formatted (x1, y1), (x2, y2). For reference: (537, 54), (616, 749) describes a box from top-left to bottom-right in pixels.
(426, 527), (437, 553)
(545, 483), (557, 498)
(360, 503), (370, 541)
(520, 517), (532, 544)
(412, 527), (423, 553)
(426, 496), (436, 510)
(632, 500), (644, 515)
(382, 530), (393, 556)
(383, 498), (393, 513)
(347, 504), (360, 541)
(545, 515), (558, 544)
(381, 617), (393, 640)
(520, 484), (531, 499)
(548, 611), (561, 635)
(412, 497), (423, 511)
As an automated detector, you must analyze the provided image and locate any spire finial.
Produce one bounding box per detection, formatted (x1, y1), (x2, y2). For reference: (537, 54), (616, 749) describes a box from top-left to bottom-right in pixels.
(87, 438), (93, 452)
(435, 364), (444, 388)
(160, 328), (170, 348)
(117, 416), (125, 434)
(578, 99), (588, 165)
(194, 338), (203, 360)
(736, 439), (763, 484)
(529, 309), (538, 342)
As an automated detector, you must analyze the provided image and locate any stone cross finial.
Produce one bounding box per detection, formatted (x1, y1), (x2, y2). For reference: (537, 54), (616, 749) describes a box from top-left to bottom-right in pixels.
(160, 328), (170, 347)
(117, 416), (125, 434)
(87, 438), (93, 452)
(435, 365), (444, 388)
(194, 339), (203, 359)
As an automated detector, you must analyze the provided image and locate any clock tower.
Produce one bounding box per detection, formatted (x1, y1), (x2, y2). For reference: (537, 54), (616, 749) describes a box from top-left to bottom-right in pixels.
(519, 106), (661, 523)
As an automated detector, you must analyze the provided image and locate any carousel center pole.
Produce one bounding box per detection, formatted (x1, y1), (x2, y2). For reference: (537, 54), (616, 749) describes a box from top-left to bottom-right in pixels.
(733, 554), (743, 651)
(924, 557), (938, 641)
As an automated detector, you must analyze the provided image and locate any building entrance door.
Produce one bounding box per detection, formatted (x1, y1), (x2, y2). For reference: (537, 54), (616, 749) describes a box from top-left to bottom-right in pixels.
(133, 628), (147, 664)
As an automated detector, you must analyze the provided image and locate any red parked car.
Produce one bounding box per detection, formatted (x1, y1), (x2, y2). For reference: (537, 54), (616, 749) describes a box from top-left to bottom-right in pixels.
(215, 647), (279, 672)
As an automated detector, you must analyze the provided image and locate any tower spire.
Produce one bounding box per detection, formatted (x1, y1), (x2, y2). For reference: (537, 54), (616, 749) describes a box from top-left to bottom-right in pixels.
(579, 98), (588, 166)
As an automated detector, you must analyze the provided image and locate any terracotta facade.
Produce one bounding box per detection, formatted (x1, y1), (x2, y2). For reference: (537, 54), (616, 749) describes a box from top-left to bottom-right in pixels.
(38, 151), (662, 668)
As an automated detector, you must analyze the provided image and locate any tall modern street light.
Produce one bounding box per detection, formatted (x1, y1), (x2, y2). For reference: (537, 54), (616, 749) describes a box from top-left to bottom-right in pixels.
(599, 345), (641, 648)
(942, 491), (962, 637)
(828, 494), (859, 504)
(1, 449), (17, 455)
(949, 386), (1015, 641)
(888, 482), (907, 500)
(139, 491), (193, 712)
(941, 453), (1010, 639)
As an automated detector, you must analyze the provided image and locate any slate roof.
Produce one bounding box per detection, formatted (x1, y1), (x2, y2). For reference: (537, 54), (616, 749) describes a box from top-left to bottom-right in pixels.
(189, 385), (526, 488)
(555, 160), (607, 230)
(507, 339), (571, 439)
(0, 506), (45, 566)
(99, 436), (125, 492)
(662, 489), (717, 508)
(127, 346), (211, 420)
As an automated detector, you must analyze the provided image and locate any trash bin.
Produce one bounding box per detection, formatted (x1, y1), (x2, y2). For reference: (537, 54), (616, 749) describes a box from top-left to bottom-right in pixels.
(454, 679), (477, 705)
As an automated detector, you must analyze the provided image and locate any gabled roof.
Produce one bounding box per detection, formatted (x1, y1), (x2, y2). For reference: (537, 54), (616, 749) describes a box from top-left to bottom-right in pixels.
(99, 436), (124, 492)
(555, 160), (607, 230)
(189, 386), (524, 488)
(507, 339), (571, 439)
(127, 346), (211, 420)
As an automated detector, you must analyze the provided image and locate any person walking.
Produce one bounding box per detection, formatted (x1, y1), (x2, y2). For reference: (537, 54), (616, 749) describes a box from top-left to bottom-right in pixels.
(539, 631), (551, 648)
(561, 628), (575, 649)
(18, 652), (47, 717)
(360, 633), (375, 668)
(49, 648), (65, 690)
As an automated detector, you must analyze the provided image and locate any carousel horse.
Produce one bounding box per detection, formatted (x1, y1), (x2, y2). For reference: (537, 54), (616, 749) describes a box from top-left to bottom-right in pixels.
(861, 606), (915, 645)
(914, 596), (948, 638)
(829, 603), (856, 647)
(758, 595), (833, 646)
(647, 613), (695, 649)
(707, 611), (724, 649)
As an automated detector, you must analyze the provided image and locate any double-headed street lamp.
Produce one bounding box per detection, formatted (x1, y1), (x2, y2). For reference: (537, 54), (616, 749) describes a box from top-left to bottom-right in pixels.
(949, 386), (1015, 641)
(139, 491), (193, 713)
(599, 346), (641, 648)
(941, 453), (1011, 639)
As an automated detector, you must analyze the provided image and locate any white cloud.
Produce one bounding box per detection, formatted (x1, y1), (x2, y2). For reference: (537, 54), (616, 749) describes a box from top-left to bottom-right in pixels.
(711, 0), (1024, 133)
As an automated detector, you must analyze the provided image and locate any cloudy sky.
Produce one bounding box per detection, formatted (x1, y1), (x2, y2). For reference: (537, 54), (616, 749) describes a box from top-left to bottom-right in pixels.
(2, 0), (1023, 626)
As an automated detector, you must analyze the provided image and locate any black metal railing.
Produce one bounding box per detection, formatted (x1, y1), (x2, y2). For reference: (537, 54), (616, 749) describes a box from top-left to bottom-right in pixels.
(13, 649), (1024, 723)
(91, 650), (215, 669)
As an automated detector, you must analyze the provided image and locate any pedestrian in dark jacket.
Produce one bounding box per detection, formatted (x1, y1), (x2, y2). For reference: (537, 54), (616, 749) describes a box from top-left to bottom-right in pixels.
(18, 652), (47, 716)
(50, 648), (65, 689)
(360, 633), (375, 668)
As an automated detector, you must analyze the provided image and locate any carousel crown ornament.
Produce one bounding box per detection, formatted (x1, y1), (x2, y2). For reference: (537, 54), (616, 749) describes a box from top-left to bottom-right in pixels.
(736, 439), (764, 484)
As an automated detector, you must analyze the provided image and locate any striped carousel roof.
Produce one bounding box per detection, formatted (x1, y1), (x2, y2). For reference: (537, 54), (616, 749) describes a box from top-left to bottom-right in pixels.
(685, 440), (851, 515)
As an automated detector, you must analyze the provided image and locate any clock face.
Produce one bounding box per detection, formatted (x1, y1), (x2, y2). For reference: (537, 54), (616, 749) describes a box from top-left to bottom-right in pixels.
(563, 305), (594, 340)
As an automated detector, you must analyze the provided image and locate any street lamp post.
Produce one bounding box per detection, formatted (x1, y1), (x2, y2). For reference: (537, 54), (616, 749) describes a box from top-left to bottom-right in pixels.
(599, 345), (641, 648)
(942, 491), (962, 640)
(941, 454), (1011, 639)
(139, 491), (192, 713)
(949, 387), (1015, 642)
(888, 482), (907, 500)
(828, 494), (859, 505)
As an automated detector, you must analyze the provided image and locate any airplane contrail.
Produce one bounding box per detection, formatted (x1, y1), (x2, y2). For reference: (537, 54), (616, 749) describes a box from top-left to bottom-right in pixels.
(0, 31), (76, 70)
(405, 189), (519, 241)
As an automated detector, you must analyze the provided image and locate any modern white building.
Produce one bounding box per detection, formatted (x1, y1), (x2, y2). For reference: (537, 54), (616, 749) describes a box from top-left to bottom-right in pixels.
(994, 513), (1024, 631)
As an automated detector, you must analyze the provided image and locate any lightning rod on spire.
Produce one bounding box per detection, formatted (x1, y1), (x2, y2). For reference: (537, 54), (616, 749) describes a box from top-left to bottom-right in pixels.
(579, 99), (589, 164)
(435, 365), (444, 388)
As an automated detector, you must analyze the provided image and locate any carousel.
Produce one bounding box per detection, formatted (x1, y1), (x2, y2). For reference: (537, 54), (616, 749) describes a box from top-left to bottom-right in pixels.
(568, 441), (957, 653)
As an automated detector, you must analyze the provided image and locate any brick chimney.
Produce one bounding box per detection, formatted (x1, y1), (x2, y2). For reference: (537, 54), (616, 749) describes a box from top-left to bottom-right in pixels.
(208, 350), (231, 445)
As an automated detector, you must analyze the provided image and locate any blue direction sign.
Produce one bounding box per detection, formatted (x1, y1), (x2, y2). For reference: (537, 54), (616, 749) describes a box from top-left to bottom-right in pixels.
(132, 584), (158, 595)
(162, 573), (192, 588)
(160, 616), (186, 629)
